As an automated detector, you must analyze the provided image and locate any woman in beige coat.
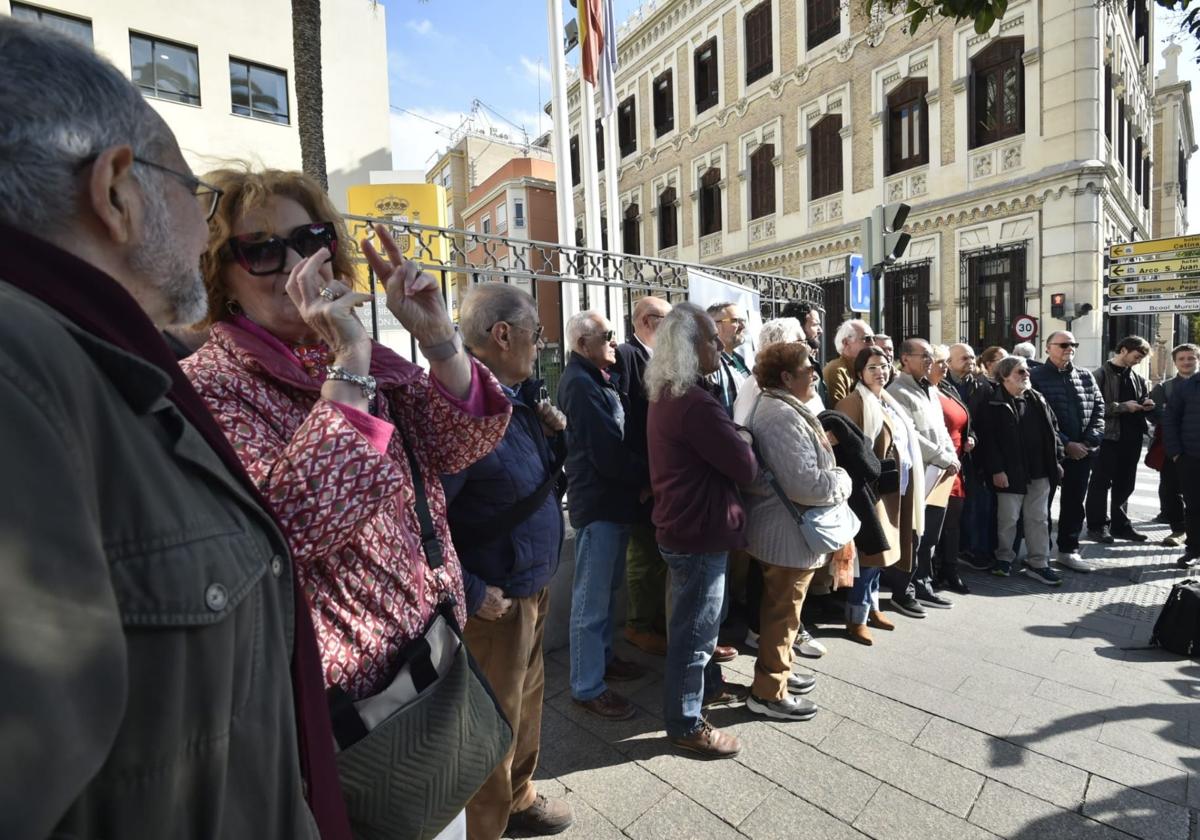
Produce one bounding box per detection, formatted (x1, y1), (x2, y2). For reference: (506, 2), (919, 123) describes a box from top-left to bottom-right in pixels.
(836, 347), (925, 645)
(743, 343), (851, 721)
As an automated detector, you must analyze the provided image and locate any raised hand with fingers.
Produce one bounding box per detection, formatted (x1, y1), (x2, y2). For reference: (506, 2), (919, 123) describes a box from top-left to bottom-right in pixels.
(361, 224), (455, 346)
(284, 247), (373, 373)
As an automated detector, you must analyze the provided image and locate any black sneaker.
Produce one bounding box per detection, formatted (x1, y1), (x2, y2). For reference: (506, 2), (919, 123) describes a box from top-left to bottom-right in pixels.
(787, 672), (816, 695)
(938, 576), (971, 595)
(960, 553), (994, 572)
(1177, 553), (1200, 569)
(991, 560), (1012, 577)
(889, 595), (927, 618)
(1086, 527), (1115, 544)
(746, 693), (818, 721)
(914, 588), (954, 609)
(1111, 528), (1149, 543)
(1022, 565), (1063, 586)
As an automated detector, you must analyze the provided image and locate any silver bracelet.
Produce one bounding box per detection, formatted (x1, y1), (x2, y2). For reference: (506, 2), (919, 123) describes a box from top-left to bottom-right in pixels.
(419, 328), (462, 362)
(325, 365), (377, 402)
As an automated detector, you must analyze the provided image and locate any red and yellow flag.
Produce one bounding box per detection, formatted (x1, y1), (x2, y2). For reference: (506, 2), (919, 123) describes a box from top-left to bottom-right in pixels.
(578, 0), (604, 86)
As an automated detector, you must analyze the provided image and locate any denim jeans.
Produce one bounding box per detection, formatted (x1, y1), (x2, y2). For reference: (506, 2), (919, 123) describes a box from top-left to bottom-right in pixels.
(846, 567), (883, 625)
(569, 521), (630, 701)
(660, 548), (726, 738)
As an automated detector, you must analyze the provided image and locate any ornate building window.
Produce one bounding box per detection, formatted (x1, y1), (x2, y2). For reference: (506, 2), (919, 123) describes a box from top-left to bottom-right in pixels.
(886, 79), (929, 175)
(653, 70), (674, 136)
(622, 204), (640, 255)
(699, 168), (722, 236)
(806, 0), (839, 50)
(744, 2), (772, 85)
(970, 38), (1023, 148)
(749, 145), (775, 219)
(618, 96), (637, 157)
(809, 113), (843, 199)
(694, 38), (719, 113)
(658, 187), (678, 249)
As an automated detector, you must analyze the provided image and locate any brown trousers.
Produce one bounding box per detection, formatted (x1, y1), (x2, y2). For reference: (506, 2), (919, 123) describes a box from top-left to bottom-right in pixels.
(462, 588), (549, 840)
(751, 565), (816, 702)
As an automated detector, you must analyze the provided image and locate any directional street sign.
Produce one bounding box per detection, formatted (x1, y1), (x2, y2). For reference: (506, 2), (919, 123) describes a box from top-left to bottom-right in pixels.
(847, 253), (872, 314)
(1110, 235), (1200, 260)
(1107, 277), (1200, 297)
(1107, 298), (1200, 315)
(1109, 255), (1200, 277)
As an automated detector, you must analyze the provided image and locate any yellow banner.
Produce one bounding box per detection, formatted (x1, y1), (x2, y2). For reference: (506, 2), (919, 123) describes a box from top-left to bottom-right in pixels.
(1109, 256), (1200, 277)
(1108, 277), (1200, 297)
(1109, 235), (1200, 260)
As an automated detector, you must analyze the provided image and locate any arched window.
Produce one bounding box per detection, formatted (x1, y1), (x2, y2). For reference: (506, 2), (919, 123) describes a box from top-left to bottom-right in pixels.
(658, 187), (678, 250)
(699, 168), (722, 236)
(622, 204), (640, 255)
(809, 113), (843, 199)
(749, 145), (775, 219)
(886, 78), (928, 175)
(970, 38), (1024, 148)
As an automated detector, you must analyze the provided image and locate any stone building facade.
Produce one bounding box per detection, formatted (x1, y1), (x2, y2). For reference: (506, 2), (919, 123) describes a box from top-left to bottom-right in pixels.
(564, 0), (1156, 366)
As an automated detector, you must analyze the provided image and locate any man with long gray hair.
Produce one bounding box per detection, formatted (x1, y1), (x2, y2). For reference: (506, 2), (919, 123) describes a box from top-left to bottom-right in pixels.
(645, 303), (756, 758)
(0, 17), (338, 839)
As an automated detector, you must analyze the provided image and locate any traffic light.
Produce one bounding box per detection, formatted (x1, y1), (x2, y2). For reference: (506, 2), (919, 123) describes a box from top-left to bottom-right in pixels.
(866, 202), (911, 273)
(1050, 292), (1066, 320)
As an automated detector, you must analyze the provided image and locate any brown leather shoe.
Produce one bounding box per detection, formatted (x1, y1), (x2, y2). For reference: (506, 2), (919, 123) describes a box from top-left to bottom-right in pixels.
(868, 610), (896, 631)
(604, 656), (646, 682)
(573, 689), (636, 720)
(624, 626), (668, 656)
(846, 623), (874, 646)
(702, 681), (750, 708)
(670, 719), (741, 758)
(712, 644), (738, 663)
(506, 793), (574, 836)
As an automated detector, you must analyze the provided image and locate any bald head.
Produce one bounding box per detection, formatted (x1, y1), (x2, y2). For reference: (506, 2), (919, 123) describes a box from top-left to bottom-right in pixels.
(948, 343), (977, 380)
(632, 296), (672, 347)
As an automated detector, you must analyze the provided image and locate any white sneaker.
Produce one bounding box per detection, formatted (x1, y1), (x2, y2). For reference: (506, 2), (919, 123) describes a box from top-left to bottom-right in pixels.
(1056, 552), (1097, 573)
(1164, 531), (1186, 547)
(795, 628), (827, 658)
(745, 629), (759, 650)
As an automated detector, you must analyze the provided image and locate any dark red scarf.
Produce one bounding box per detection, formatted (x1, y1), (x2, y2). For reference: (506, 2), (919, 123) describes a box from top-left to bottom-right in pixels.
(0, 222), (351, 840)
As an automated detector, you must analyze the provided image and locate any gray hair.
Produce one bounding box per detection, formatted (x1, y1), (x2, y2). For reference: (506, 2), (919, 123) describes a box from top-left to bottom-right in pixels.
(0, 17), (171, 234)
(833, 319), (872, 352)
(645, 302), (706, 401)
(459, 282), (537, 350)
(1012, 341), (1037, 359)
(566, 309), (605, 350)
(705, 300), (738, 316)
(994, 356), (1027, 381)
(930, 343), (950, 362)
(758, 317), (803, 349)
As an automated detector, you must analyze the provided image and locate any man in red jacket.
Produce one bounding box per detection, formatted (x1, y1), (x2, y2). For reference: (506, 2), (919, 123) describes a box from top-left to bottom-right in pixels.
(645, 303), (757, 759)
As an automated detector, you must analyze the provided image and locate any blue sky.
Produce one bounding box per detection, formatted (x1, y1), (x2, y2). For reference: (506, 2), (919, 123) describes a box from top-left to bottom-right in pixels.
(384, 0), (1200, 233)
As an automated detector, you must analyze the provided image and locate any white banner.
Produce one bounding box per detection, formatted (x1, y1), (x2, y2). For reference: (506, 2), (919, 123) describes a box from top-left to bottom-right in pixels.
(686, 268), (763, 367)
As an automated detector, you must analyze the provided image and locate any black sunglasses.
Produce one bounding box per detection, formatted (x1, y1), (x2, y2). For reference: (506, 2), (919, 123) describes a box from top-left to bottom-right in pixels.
(222, 221), (338, 276)
(590, 329), (616, 342)
(1051, 342), (1080, 349)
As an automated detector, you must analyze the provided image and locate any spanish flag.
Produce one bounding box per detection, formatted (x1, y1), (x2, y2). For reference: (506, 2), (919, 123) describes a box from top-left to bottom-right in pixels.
(577, 0), (604, 87)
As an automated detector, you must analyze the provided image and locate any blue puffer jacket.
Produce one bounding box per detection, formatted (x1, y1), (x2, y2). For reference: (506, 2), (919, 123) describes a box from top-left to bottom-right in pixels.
(557, 352), (646, 528)
(442, 378), (566, 615)
(1030, 361), (1103, 447)
(1164, 374), (1200, 459)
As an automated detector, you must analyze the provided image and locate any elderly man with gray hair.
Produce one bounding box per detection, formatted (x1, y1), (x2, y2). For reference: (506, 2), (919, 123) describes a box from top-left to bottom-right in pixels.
(824, 318), (875, 404)
(557, 309), (648, 721)
(442, 283), (572, 838)
(0, 17), (340, 839)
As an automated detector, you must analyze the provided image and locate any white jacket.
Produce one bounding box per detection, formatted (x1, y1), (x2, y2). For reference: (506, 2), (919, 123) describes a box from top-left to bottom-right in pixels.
(887, 373), (959, 471)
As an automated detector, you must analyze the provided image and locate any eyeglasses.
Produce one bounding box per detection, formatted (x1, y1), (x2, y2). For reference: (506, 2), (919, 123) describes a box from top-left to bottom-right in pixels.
(905, 352), (933, 361)
(792, 366), (817, 378)
(588, 330), (616, 342)
(75, 153), (223, 221)
(716, 317), (747, 326)
(1012, 368), (1031, 377)
(491, 321), (545, 345)
(222, 221), (339, 276)
(1051, 342), (1080, 349)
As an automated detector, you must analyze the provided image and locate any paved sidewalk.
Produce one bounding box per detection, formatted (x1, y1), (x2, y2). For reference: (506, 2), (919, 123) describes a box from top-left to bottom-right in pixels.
(524, 482), (1199, 839)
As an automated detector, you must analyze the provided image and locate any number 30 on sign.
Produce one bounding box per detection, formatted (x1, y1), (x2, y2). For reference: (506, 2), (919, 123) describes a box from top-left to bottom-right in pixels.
(1012, 314), (1038, 341)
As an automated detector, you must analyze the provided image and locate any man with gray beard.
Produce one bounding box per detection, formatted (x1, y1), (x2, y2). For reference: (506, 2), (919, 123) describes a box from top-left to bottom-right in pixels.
(0, 18), (341, 840)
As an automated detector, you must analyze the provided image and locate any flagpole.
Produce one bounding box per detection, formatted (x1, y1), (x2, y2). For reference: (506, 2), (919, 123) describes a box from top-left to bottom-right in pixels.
(545, 0), (579, 321)
(579, 82), (604, 311)
(599, 0), (623, 330)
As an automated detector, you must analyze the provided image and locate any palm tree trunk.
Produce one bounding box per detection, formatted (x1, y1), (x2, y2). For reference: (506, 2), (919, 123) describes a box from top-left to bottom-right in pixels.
(291, 0), (328, 190)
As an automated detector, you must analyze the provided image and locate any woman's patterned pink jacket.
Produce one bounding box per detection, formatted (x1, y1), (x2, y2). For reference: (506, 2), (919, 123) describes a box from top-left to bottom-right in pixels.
(182, 320), (511, 700)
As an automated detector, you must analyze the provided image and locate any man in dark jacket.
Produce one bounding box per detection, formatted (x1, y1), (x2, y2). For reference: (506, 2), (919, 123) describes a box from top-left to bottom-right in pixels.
(614, 295), (672, 655)
(1150, 343), (1198, 547)
(1086, 335), (1154, 543)
(558, 310), (647, 721)
(782, 298), (829, 406)
(948, 343), (996, 570)
(0, 18), (337, 840)
(444, 284), (572, 839)
(1164, 361), (1200, 568)
(1030, 331), (1104, 574)
(977, 357), (1065, 583)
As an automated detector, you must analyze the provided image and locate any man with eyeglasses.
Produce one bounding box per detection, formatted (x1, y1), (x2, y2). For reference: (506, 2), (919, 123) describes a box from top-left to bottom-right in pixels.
(557, 310), (647, 721)
(1086, 335), (1155, 544)
(443, 283), (573, 838)
(1030, 331), (1105, 573)
(615, 296), (673, 657)
(706, 301), (750, 417)
(824, 319), (874, 404)
(0, 18), (338, 840)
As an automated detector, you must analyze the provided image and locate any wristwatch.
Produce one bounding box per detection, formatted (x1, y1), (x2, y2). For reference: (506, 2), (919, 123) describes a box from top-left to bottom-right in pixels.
(325, 365), (377, 402)
(419, 327), (462, 362)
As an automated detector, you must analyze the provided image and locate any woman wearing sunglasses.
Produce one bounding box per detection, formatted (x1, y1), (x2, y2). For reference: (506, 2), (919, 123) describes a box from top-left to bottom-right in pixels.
(179, 168), (511, 837)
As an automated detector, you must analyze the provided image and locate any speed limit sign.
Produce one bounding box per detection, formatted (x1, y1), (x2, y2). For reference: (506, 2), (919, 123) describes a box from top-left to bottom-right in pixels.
(1012, 314), (1038, 342)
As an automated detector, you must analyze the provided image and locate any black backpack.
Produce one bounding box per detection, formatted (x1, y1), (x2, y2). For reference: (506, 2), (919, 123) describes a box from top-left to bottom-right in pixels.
(1150, 580), (1200, 656)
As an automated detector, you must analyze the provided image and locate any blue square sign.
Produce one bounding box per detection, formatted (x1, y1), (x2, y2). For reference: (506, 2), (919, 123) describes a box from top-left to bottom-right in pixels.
(847, 254), (872, 314)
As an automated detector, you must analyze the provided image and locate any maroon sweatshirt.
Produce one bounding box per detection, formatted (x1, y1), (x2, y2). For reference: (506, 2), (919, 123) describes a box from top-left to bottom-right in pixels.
(647, 383), (758, 553)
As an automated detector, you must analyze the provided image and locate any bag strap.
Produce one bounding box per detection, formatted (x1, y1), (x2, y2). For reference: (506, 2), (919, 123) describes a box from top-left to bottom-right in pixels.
(398, 426), (444, 570)
(749, 434), (807, 530)
(454, 467), (562, 550)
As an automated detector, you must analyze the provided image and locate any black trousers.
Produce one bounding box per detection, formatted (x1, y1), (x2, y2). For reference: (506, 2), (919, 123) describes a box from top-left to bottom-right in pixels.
(1159, 456), (1186, 532)
(1085, 437), (1144, 533)
(1178, 454), (1200, 556)
(1049, 452), (1094, 553)
(885, 504), (947, 599)
(934, 495), (965, 582)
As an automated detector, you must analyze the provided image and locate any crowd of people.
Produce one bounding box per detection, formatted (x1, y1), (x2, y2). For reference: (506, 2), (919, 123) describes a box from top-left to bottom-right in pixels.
(5, 17), (1200, 840)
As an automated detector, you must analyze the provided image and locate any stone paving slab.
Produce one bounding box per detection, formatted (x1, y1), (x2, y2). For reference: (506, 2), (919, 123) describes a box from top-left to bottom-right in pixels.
(1083, 776), (1191, 840)
(624, 790), (746, 840)
(852, 783), (999, 840)
(738, 787), (872, 840)
(968, 779), (1133, 840)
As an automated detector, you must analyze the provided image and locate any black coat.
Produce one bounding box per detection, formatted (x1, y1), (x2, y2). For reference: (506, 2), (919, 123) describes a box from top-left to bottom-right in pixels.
(975, 387), (1065, 494)
(614, 337), (654, 522)
(819, 410), (890, 557)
